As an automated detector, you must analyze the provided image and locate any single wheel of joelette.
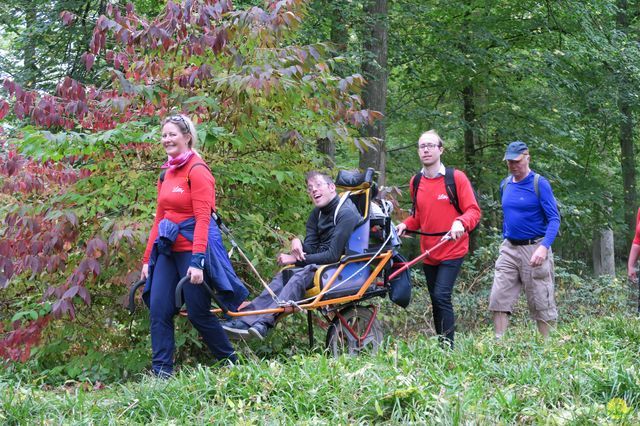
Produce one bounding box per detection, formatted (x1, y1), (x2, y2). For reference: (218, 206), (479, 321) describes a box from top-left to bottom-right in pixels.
(325, 305), (383, 357)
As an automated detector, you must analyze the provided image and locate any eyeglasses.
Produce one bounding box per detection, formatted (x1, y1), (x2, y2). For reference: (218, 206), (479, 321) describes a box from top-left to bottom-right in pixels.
(306, 182), (329, 193)
(418, 143), (442, 151)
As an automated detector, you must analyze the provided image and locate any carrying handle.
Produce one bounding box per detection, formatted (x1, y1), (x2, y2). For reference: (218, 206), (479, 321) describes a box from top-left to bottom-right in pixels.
(127, 279), (146, 315)
(174, 276), (229, 314)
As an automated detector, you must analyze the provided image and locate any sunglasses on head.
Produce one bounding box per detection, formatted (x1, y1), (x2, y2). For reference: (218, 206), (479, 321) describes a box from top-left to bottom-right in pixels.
(166, 115), (188, 128)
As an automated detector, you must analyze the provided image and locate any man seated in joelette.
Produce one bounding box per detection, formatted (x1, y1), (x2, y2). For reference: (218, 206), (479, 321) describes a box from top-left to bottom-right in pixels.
(221, 171), (361, 340)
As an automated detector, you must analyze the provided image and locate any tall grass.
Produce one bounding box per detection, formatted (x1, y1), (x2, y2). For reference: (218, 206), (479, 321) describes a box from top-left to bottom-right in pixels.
(3, 253), (639, 423)
(2, 314), (639, 424)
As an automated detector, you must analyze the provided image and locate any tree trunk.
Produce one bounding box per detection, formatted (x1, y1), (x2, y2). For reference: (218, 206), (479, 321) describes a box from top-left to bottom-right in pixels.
(462, 84), (478, 180)
(316, 138), (336, 168)
(617, 0), (637, 239)
(462, 84), (479, 252)
(459, 4), (477, 181)
(592, 229), (615, 277)
(23, 4), (38, 87)
(619, 90), (636, 237)
(359, 0), (388, 185)
(316, 0), (350, 169)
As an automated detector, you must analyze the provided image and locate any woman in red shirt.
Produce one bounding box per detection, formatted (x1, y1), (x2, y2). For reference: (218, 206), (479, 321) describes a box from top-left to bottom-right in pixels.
(140, 114), (238, 377)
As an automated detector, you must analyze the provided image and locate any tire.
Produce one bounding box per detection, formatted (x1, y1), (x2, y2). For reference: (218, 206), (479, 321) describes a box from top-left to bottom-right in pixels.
(325, 306), (383, 357)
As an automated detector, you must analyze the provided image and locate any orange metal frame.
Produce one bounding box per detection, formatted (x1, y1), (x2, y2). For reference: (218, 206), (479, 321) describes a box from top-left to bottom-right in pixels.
(175, 236), (454, 319)
(187, 250), (394, 318)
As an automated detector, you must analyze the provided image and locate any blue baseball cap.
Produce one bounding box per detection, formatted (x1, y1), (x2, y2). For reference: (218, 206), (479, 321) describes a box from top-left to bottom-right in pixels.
(503, 141), (528, 161)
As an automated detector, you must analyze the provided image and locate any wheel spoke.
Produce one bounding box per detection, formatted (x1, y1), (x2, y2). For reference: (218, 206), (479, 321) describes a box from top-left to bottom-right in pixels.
(326, 306), (382, 357)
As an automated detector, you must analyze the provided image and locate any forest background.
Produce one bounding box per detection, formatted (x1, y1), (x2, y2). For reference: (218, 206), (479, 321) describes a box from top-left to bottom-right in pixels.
(0, 0), (640, 390)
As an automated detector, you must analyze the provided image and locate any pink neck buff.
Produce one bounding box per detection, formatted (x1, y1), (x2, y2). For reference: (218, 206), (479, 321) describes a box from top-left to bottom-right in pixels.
(161, 150), (194, 170)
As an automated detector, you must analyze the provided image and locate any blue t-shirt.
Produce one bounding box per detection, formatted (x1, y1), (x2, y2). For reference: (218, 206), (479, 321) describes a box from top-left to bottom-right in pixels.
(501, 171), (561, 248)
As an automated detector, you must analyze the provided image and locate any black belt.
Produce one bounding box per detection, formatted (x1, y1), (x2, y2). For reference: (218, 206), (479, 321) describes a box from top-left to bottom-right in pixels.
(507, 237), (543, 246)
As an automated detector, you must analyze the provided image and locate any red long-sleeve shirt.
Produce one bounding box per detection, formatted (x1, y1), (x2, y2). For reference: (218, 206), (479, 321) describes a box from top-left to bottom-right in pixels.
(402, 169), (481, 265)
(633, 208), (640, 245)
(142, 157), (215, 263)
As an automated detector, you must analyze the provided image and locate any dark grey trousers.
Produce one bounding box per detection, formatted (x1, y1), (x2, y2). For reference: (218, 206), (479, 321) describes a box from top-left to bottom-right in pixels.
(239, 264), (317, 327)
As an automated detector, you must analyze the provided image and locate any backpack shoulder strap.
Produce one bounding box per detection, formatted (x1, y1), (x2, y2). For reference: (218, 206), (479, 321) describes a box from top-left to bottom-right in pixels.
(410, 172), (422, 217)
(333, 191), (351, 225)
(444, 167), (463, 215)
(186, 162), (211, 187)
(158, 162), (210, 187)
(158, 163), (211, 182)
(189, 162), (210, 174)
(499, 175), (512, 200)
(499, 173), (540, 201)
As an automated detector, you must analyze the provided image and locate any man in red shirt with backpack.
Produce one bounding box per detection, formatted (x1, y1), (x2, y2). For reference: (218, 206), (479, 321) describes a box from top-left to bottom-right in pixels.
(396, 130), (481, 348)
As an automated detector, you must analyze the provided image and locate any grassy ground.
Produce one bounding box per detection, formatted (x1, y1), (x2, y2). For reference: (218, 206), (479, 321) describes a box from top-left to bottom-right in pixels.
(2, 314), (640, 424)
(2, 253), (638, 424)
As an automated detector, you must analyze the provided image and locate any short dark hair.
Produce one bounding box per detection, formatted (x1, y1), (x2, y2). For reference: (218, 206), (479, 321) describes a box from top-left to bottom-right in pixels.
(305, 171), (334, 185)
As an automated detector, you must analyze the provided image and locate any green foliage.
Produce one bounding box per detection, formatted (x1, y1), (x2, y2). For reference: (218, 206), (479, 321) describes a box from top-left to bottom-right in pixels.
(0, 0), (105, 89)
(381, 0), (640, 261)
(382, 242), (636, 345)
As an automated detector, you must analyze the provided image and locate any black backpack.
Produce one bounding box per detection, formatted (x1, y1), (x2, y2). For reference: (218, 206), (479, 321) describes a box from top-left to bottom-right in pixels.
(410, 167), (476, 216)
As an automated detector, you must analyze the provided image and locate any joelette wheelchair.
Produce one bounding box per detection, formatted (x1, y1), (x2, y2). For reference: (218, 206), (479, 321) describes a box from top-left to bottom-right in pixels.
(129, 169), (449, 356)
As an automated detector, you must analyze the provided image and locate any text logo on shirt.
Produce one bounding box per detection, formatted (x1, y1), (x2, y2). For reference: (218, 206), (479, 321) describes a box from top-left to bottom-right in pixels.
(437, 194), (449, 201)
(172, 186), (185, 194)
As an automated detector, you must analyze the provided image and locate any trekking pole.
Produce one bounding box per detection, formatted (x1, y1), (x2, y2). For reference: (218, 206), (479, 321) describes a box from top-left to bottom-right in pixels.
(212, 212), (278, 299)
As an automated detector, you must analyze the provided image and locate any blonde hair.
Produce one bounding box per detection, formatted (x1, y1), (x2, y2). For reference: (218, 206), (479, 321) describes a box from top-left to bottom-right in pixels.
(418, 129), (444, 147)
(162, 114), (198, 149)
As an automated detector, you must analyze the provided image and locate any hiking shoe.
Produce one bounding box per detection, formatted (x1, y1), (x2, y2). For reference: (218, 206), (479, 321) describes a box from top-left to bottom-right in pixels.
(151, 369), (173, 380)
(248, 323), (269, 341)
(221, 319), (250, 336)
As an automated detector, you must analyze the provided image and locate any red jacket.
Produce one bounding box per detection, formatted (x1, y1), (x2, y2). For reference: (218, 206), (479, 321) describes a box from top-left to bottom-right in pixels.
(402, 169), (481, 265)
(143, 156), (215, 263)
(634, 208), (640, 245)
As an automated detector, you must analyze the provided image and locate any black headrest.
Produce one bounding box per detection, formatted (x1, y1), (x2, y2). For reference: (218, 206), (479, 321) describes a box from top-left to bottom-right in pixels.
(335, 168), (375, 188)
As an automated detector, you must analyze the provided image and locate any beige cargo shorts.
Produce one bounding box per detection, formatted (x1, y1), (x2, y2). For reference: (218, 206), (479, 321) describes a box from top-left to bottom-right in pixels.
(489, 239), (558, 321)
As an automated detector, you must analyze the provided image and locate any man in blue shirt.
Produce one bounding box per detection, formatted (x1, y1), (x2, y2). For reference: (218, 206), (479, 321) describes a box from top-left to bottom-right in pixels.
(489, 141), (561, 339)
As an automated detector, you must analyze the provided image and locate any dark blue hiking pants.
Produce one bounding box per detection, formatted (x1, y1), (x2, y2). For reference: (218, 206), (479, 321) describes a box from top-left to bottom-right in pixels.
(149, 251), (236, 376)
(423, 257), (464, 347)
